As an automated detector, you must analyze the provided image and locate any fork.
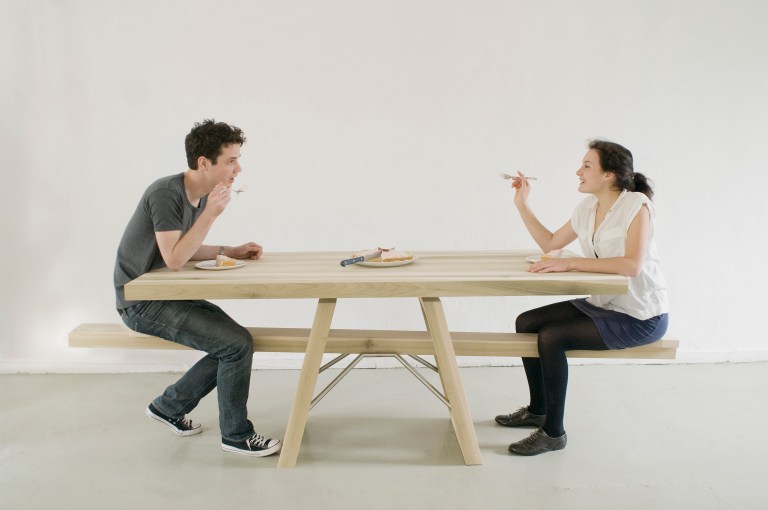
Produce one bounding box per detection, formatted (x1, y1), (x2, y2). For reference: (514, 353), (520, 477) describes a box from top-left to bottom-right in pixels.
(219, 184), (248, 195)
(500, 173), (537, 181)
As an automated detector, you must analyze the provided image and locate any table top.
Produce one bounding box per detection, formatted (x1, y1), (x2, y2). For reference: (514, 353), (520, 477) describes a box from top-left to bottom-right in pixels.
(124, 250), (627, 301)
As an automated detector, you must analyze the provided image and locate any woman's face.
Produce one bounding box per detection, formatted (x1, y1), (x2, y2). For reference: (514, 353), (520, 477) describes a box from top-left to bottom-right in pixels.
(576, 149), (614, 194)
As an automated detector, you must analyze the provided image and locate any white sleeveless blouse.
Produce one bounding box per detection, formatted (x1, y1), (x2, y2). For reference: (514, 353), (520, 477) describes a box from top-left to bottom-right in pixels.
(570, 190), (669, 320)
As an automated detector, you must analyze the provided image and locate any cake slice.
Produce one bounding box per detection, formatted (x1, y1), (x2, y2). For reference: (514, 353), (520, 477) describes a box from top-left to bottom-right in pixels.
(215, 254), (237, 267)
(379, 247), (413, 262)
(541, 249), (563, 260)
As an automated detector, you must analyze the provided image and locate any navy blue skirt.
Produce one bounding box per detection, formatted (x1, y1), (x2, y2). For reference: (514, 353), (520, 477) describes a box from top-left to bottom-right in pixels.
(570, 298), (669, 350)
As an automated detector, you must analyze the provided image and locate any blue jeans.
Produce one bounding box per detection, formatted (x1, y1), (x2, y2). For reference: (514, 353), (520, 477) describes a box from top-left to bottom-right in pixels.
(120, 300), (255, 441)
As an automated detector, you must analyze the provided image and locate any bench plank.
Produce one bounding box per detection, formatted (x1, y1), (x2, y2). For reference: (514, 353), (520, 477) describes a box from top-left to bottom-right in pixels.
(69, 324), (678, 359)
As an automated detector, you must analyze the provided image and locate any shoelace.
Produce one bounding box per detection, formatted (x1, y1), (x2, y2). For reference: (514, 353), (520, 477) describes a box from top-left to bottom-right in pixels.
(501, 407), (529, 420)
(171, 416), (195, 429)
(511, 406), (528, 417)
(246, 433), (271, 448)
(518, 428), (546, 446)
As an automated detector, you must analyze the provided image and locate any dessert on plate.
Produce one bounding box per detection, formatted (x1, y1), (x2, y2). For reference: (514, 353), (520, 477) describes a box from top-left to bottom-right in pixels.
(541, 249), (563, 260)
(379, 247), (413, 262)
(215, 254), (237, 267)
(352, 247), (413, 263)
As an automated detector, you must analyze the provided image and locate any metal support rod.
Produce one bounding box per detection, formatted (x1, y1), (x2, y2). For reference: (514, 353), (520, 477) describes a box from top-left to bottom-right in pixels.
(310, 354), (365, 409)
(319, 353), (351, 373)
(408, 354), (438, 373)
(310, 353), (449, 410)
(393, 354), (450, 408)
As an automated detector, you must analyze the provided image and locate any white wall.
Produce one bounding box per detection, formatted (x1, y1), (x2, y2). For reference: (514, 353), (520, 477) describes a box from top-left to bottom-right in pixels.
(2, 0), (767, 372)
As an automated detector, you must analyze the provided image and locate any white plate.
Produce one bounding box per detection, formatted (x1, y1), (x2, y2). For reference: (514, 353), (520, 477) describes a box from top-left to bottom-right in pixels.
(357, 256), (418, 268)
(526, 255), (541, 263)
(195, 260), (245, 270)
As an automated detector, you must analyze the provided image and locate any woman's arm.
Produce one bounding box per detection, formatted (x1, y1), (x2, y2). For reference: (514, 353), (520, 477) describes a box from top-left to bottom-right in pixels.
(513, 172), (578, 252)
(529, 205), (650, 276)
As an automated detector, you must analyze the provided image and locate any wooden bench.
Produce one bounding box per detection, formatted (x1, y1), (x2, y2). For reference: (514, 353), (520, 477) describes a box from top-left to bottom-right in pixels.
(69, 323), (678, 359)
(70, 323), (677, 408)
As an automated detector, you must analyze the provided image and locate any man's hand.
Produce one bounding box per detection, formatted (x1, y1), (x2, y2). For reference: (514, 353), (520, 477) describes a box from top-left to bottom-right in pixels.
(230, 242), (264, 260)
(205, 183), (233, 218)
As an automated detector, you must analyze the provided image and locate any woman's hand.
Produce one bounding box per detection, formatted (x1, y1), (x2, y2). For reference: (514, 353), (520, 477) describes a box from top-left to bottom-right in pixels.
(512, 171), (532, 209)
(527, 257), (575, 273)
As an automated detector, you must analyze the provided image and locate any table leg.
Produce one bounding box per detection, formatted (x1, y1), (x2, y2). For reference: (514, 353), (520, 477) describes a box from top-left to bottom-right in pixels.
(419, 297), (482, 466)
(277, 297), (337, 468)
(419, 299), (447, 393)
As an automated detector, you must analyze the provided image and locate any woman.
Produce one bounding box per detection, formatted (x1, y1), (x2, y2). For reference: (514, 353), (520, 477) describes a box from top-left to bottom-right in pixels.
(497, 140), (669, 456)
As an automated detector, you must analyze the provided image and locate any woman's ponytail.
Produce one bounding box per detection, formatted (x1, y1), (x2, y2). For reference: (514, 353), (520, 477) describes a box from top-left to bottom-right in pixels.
(632, 172), (654, 200)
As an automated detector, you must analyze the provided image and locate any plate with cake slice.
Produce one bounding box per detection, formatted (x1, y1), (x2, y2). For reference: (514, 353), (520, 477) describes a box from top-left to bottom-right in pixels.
(195, 255), (245, 270)
(526, 249), (563, 264)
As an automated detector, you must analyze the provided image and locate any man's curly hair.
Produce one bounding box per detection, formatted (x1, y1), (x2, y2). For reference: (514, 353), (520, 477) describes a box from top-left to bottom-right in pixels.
(185, 119), (246, 169)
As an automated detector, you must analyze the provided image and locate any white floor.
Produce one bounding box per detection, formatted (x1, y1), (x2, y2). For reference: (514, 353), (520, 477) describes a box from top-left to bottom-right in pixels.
(1, 362), (766, 509)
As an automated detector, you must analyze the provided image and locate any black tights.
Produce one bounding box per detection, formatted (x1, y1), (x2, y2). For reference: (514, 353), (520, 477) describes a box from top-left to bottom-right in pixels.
(516, 301), (608, 437)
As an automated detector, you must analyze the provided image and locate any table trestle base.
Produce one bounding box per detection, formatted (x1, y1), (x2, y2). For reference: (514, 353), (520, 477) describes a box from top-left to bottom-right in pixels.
(311, 353), (449, 410)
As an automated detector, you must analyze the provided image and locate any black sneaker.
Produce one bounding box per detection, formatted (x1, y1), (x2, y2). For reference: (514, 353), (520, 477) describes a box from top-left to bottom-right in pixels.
(508, 428), (567, 456)
(495, 406), (546, 428)
(222, 432), (282, 457)
(145, 403), (202, 436)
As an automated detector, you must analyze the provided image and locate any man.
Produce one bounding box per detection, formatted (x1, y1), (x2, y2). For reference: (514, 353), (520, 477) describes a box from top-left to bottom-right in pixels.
(114, 119), (281, 457)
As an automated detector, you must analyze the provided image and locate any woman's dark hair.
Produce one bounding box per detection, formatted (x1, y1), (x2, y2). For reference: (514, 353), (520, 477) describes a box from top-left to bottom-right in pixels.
(185, 119), (246, 169)
(588, 139), (653, 200)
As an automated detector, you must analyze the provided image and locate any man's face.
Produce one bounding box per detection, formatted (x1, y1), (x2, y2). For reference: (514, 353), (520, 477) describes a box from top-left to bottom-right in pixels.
(206, 144), (242, 187)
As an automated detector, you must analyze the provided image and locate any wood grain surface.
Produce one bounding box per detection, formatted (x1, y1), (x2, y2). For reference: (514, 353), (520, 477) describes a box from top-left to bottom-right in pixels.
(125, 251), (628, 300)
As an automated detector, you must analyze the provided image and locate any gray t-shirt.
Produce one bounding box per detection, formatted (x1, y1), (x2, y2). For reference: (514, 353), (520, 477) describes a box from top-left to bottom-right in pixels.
(113, 173), (207, 309)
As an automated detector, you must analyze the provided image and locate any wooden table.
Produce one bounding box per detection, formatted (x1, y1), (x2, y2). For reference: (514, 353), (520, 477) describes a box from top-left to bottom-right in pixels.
(125, 250), (627, 468)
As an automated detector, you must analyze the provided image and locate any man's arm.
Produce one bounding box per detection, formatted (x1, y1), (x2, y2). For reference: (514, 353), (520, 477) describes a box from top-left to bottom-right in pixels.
(157, 234), (265, 269)
(192, 242), (264, 261)
(155, 215), (217, 270)
(154, 185), (231, 270)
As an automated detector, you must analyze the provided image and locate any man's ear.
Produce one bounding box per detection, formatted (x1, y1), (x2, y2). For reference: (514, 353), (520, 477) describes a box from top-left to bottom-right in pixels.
(197, 155), (209, 171)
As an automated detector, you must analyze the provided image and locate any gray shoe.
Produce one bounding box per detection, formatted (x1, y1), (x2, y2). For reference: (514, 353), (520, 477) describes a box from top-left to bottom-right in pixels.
(495, 406), (546, 428)
(508, 428), (567, 456)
